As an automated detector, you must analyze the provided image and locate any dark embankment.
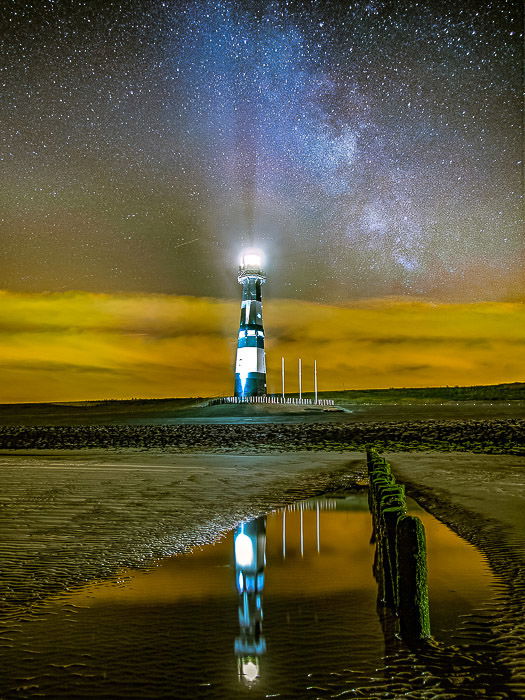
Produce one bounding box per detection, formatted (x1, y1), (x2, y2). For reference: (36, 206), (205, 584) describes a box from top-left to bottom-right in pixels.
(316, 381), (525, 403)
(0, 419), (523, 453)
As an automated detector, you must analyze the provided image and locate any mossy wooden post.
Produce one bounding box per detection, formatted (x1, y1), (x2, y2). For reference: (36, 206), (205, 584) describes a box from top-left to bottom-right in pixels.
(366, 448), (374, 474)
(367, 450), (388, 516)
(377, 600), (399, 655)
(369, 472), (393, 535)
(370, 478), (384, 526)
(396, 515), (431, 642)
(380, 505), (405, 607)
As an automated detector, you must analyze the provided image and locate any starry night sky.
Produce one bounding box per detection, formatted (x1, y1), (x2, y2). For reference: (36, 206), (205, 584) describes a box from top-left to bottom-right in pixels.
(2, 0), (523, 303)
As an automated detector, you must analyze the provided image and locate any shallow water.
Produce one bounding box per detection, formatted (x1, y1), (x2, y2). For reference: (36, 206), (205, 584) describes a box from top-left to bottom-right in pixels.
(1, 492), (511, 699)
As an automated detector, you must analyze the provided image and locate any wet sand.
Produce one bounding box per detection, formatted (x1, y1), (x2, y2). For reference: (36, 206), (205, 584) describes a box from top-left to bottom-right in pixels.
(387, 452), (525, 695)
(1, 450), (523, 610)
(1, 448), (525, 696)
(387, 452), (525, 555)
(0, 451), (365, 614)
(1, 495), (506, 699)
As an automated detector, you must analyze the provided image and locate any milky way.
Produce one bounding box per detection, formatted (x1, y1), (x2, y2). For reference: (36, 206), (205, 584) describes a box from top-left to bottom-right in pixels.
(1, 0), (522, 302)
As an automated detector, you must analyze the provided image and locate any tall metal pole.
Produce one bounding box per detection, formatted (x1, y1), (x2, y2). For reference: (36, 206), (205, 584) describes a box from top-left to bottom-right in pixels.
(298, 358), (302, 400)
(281, 356), (285, 402)
(300, 505), (304, 557)
(316, 500), (320, 553)
(282, 509), (286, 559)
(314, 359), (318, 404)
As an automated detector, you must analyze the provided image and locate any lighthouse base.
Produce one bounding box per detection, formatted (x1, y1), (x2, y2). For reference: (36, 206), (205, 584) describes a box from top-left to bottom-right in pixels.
(234, 372), (267, 399)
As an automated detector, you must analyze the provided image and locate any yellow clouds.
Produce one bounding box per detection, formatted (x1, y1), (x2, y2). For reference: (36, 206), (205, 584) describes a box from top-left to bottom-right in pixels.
(0, 290), (523, 402)
(264, 298), (525, 391)
(0, 291), (238, 402)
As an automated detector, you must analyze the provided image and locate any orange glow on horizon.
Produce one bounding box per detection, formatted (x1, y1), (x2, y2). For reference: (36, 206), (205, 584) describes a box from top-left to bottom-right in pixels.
(0, 290), (523, 402)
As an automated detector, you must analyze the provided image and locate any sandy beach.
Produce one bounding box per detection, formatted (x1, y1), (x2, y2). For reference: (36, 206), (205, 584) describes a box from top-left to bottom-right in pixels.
(1, 448), (523, 608)
(0, 443), (524, 697)
(1, 396), (524, 697)
(0, 450), (364, 613)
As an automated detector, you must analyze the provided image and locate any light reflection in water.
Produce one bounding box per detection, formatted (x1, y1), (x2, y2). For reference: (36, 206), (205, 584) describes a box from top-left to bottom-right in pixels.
(233, 497), (344, 685)
(233, 517), (266, 685)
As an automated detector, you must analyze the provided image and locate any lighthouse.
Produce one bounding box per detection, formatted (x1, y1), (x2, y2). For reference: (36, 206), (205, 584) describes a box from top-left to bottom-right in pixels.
(234, 250), (267, 398)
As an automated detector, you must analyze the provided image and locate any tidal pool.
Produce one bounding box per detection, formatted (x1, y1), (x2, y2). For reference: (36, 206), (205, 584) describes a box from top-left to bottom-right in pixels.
(0, 493), (508, 699)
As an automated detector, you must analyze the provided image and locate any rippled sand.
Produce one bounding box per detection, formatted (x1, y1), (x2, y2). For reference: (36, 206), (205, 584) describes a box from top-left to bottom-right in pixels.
(1, 449), (524, 697)
(388, 452), (525, 696)
(0, 451), (364, 613)
(0, 492), (516, 698)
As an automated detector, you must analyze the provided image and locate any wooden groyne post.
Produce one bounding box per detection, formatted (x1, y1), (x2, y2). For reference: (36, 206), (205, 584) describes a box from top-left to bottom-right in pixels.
(397, 515), (431, 641)
(366, 449), (431, 643)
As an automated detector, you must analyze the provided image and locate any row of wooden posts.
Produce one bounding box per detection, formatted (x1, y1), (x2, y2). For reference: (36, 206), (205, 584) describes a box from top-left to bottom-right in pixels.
(367, 448), (431, 643)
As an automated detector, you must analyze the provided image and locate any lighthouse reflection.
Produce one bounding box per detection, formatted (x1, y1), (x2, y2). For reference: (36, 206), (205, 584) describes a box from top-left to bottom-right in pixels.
(232, 500), (329, 685)
(233, 516), (267, 685)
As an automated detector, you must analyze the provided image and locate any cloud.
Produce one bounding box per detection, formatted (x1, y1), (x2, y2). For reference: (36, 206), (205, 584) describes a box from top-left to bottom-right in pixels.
(0, 290), (523, 402)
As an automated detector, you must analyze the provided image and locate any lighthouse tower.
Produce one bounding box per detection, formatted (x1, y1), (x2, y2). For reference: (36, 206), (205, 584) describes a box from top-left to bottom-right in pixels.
(234, 251), (267, 398)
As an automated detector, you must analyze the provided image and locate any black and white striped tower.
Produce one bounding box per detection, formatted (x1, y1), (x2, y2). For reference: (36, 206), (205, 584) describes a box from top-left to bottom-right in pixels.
(235, 250), (267, 398)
